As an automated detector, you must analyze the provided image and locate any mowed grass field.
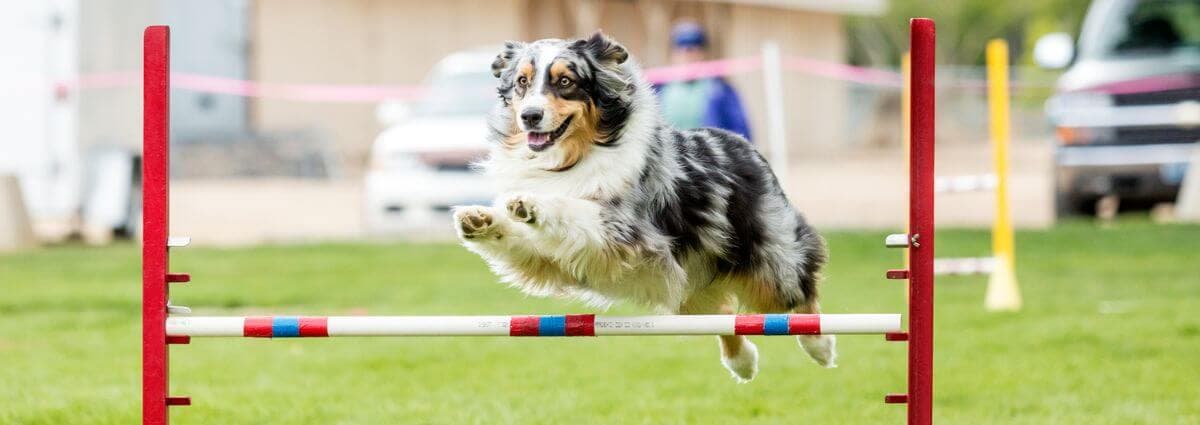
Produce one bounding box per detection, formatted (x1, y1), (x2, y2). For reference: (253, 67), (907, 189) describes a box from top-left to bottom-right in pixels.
(2, 219), (1199, 424)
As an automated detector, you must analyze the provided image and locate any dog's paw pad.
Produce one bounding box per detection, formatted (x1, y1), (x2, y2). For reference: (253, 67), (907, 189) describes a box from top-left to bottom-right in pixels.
(454, 207), (500, 239)
(505, 196), (536, 223)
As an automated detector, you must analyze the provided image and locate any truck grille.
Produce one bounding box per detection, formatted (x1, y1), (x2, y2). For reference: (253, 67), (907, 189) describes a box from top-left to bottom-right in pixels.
(1112, 126), (1200, 145)
(1113, 87), (1200, 106)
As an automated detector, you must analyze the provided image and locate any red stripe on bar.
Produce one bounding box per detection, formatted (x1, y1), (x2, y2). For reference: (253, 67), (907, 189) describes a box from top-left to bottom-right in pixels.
(244, 316), (273, 338)
(565, 314), (595, 336)
(734, 315), (765, 335)
(509, 316), (539, 336)
(788, 314), (821, 335)
(298, 317), (328, 337)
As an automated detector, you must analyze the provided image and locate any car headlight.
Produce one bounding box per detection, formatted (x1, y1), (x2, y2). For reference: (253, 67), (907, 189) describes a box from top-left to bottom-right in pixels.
(1046, 91), (1113, 123)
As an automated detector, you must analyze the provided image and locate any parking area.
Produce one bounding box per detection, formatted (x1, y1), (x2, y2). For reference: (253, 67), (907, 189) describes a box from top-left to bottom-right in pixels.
(170, 142), (1054, 246)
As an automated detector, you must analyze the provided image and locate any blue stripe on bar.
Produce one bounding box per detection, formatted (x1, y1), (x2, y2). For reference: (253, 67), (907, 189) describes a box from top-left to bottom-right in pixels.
(272, 317), (300, 337)
(763, 314), (790, 335)
(538, 315), (566, 336)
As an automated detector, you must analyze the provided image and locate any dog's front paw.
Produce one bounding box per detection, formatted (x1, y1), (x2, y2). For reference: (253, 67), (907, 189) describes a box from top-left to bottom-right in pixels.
(504, 195), (537, 224)
(454, 206), (502, 240)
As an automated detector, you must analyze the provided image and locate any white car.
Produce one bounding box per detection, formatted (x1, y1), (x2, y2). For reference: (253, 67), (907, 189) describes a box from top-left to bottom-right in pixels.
(365, 48), (498, 237)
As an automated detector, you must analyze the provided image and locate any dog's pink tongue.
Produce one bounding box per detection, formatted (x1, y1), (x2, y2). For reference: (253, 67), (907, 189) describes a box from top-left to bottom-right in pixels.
(527, 132), (549, 147)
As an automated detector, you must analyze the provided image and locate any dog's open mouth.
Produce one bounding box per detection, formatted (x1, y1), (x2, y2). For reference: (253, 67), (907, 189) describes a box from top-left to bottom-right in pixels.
(526, 116), (573, 152)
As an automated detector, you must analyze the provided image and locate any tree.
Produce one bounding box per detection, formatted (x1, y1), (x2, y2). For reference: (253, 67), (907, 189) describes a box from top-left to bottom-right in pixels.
(847, 0), (1093, 67)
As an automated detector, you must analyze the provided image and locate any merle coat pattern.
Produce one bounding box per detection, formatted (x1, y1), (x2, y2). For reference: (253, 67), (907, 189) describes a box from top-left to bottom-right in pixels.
(453, 32), (835, 381)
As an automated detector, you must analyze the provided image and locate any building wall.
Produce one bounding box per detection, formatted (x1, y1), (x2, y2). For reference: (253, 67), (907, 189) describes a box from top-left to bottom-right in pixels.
(250, 0), (524, 171)
(79, 0), (158, 151)
(523, 1), (849, 154)
(250, 0), (849, 172)
(724, 6), (847, 154)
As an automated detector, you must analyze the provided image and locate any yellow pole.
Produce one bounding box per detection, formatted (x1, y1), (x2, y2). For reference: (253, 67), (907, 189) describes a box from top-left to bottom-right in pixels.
(984, 39), (1021, 311)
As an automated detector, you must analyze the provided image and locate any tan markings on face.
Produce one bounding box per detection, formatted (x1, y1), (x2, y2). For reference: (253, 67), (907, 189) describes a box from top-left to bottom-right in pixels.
(513, 60), (535, 106)
(498, 60), (537, 150)
(545, 98), (600, 171)
(544, 60), (600, 171)
(517, 60), (534, 87)
(549, 61), (574, 83)
(502, 132), (524, 150)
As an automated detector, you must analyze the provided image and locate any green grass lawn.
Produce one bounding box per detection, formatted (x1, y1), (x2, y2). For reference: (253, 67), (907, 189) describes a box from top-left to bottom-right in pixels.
(2, 219), (1199, 424)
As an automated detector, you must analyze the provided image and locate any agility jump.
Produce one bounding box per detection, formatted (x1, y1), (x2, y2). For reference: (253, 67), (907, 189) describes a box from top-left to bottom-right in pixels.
(142, 18), (937, 425)
(902, 38), (1022, 312)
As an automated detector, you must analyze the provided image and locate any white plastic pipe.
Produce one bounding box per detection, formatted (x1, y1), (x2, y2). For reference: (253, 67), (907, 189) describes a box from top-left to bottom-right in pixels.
(166, 314), (902, 337)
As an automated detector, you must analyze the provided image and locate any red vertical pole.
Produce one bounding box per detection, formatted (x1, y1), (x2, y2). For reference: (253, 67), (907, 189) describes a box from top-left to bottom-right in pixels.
(908, 18), (935, 425)
(143, 25), (171, 425)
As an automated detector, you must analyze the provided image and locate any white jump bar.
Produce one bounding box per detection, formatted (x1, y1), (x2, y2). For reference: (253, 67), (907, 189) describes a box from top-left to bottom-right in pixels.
(935, 174), (997, 194)
(166, 314), (902, 338)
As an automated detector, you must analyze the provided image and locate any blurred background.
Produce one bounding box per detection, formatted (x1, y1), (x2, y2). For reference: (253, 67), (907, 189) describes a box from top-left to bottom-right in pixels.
(8, 0), (1196, 248)
(3, 2), (1199, 424)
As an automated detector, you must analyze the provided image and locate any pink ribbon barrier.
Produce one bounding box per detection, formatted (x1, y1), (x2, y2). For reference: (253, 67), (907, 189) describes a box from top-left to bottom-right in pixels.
(642, 56), (764, 84)
(54, 55), (1046, 103)
(782, 56), (903, 87)
(57, 71), (428, 102)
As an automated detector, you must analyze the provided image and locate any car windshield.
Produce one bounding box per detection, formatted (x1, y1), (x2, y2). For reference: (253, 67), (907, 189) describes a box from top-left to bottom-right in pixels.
(415, 71), (496, 116)
(1081, 0), (1200, 59)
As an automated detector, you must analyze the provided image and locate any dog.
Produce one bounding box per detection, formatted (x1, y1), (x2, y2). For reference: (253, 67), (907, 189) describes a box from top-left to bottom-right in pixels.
(453, 32), (834, 382)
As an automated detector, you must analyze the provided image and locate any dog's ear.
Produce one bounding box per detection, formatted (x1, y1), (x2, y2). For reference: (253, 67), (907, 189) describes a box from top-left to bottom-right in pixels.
(578, 31), (628, 66)
(491, 41), (525, 78)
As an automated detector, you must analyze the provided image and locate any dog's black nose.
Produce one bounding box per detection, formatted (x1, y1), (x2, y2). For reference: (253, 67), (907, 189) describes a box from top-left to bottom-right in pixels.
(520, 108), (544, 128)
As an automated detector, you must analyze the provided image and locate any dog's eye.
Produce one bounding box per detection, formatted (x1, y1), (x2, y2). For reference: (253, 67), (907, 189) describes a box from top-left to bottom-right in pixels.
(557, 77), (572, 88)
(517, 76), (528, 87)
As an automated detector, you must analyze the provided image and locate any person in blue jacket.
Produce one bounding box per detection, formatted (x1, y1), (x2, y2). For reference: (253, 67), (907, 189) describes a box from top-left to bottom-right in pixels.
(655, 22), (753, 142)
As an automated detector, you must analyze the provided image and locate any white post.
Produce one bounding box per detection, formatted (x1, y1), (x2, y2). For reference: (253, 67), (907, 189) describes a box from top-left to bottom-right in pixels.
(761, 41), (788, 186)
(1176, 145), (1200, 222)
(0, 175), (36, 252)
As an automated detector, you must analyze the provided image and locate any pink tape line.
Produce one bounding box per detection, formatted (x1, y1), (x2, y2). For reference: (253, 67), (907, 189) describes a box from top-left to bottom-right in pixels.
(58, 71), (429, 102)
(66, 55), (1029, 103)
(782, 56), (902, 87)
(642, 56), (764, 84)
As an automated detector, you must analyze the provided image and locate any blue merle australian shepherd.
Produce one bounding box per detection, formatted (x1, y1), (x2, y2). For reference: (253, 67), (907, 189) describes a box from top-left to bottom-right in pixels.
(453, 32), (833, 381)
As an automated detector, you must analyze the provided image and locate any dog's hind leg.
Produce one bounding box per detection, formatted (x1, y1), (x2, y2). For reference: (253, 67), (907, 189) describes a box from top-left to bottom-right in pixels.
(680, 291), (758, 383)
(795, 301), (837, 368)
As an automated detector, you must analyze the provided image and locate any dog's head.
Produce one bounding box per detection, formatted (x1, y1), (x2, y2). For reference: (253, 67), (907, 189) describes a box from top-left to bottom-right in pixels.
(489, 32), (635, 171)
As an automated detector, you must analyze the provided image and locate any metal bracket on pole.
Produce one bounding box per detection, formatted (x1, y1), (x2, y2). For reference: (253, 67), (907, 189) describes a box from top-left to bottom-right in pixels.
(167, 303), (191, 315)
(885, 233), (910, 248)
(886, 269), (910, 280)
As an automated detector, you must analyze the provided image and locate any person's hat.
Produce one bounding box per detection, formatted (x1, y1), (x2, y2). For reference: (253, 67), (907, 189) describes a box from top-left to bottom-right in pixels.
(671, 22), (707, 48)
